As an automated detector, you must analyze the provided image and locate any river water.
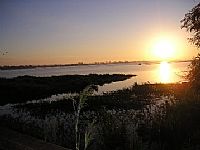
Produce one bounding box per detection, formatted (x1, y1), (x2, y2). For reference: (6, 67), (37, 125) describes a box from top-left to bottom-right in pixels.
(0, 62), (189, 93)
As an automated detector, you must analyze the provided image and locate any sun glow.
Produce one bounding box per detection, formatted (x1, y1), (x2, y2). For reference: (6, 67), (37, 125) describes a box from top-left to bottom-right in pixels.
(152, 38), (175, 60)
(159, 61), (171, 83)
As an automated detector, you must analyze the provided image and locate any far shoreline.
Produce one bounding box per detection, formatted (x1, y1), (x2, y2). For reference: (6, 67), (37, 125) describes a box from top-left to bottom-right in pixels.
(0, 60), (191, 70)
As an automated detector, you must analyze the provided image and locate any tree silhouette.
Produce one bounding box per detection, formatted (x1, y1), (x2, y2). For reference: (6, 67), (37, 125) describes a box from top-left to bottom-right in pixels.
(181, 2), (200, 89)
(181, 3), (200, 48)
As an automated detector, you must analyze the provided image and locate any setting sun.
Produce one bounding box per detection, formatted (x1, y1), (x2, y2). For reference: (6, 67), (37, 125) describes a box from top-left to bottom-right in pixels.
(152, 38), (175, 60)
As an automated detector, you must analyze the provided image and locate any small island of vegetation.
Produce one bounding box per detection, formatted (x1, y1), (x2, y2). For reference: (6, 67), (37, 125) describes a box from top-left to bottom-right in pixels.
(0, 74), (134, 105)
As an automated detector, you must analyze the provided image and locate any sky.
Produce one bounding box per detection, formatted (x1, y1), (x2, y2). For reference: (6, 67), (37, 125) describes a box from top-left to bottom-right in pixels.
(0, 0), (199, 65)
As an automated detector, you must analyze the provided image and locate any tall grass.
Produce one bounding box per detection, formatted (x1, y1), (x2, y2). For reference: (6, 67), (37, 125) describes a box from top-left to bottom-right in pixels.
(1, 83), (200, 150)
(72, 85), (97, 150)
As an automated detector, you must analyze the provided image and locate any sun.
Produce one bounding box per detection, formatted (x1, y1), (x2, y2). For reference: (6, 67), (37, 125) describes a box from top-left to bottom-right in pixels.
(152, 38), (175, 60)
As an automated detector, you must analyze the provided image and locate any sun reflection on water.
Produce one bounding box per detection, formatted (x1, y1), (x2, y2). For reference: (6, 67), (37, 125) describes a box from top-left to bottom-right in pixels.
(159, 61), (171, 83)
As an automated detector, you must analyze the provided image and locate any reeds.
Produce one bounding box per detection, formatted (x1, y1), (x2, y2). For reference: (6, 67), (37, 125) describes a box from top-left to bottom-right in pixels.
(1, 83), (200, 150)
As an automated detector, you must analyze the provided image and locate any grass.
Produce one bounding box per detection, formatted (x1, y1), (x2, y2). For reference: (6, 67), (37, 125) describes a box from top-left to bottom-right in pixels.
(0, 80), (200, 150)
(144, 90), (200, 150)
(13, 83), (184, 116)
(0, 74), (134, 105)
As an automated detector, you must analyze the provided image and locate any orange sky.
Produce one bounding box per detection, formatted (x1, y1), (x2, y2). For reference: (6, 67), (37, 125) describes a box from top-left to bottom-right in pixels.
(0, 0), (198, 65)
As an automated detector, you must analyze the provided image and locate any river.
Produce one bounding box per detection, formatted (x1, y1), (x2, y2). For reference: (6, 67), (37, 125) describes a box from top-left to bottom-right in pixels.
(0, 61), (189, 93)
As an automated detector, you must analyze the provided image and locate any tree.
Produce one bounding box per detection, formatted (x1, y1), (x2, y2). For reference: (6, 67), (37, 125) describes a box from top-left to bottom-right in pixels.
(181, 2), (200, 89)
(187, 53), (200, 89)
(181, 3), (200, 48)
